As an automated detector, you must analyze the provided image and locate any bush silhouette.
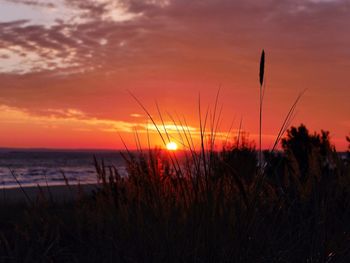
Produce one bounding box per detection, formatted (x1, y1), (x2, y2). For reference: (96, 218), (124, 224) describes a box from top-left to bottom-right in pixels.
(281, 124), (335, 182)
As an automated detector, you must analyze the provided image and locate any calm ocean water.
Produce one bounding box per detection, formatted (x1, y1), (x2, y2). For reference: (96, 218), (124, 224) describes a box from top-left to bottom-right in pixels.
(0, 149), (127, 188)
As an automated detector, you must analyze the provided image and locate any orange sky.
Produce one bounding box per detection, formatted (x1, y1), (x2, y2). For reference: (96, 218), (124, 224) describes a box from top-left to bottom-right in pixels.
(0, 0), (349, 151)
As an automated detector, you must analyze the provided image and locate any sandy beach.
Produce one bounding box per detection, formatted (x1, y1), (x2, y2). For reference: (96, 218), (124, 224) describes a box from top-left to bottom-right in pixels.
(0, 184), (99, 204)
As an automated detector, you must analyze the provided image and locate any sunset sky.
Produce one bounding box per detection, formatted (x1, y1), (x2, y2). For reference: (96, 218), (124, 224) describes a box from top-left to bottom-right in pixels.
(0, 0), (349, 150)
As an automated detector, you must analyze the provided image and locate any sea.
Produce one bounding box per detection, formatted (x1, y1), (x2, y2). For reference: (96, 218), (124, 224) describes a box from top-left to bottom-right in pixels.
(0, 149), (127, 189)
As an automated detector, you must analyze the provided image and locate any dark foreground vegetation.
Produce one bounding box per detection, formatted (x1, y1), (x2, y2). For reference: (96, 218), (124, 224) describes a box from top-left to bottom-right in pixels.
(0, 124), (350, 262)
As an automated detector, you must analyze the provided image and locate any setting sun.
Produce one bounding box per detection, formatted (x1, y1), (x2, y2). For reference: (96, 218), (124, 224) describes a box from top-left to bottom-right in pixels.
(166, 142), (178, 151)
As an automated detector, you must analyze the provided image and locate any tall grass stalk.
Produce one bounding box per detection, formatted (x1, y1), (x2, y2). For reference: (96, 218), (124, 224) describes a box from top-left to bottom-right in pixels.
(259, 49), (265, 173)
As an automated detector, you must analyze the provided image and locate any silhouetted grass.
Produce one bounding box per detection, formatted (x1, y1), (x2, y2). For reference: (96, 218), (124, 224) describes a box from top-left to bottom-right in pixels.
(1, 125), (349, 262)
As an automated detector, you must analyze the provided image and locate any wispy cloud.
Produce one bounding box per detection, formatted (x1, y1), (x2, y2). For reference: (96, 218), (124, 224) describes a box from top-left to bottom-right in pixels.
(0, 104), (200, 135)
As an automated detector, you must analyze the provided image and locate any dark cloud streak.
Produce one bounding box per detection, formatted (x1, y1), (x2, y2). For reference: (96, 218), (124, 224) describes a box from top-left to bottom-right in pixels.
(4, 0), (55, 8)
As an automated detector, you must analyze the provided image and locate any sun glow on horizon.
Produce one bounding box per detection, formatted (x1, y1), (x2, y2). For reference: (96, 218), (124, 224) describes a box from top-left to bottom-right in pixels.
(166, 141), (178, 151)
